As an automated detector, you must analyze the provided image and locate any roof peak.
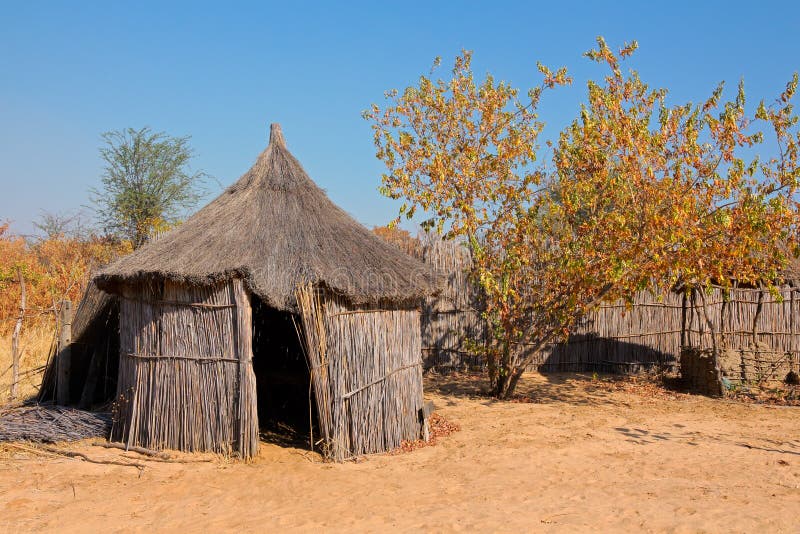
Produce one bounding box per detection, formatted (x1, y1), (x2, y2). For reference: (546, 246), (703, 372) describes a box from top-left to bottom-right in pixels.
(269, 123), (286, 148)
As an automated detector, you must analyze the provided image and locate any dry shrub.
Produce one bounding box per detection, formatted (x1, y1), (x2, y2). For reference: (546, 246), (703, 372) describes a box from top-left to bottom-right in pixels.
(372, 225), (421, 258)
(0, 222), (130, 334)
(595, 374), (690, 401)
(0, 326), (56, 400)
(727, 384), (800, 406)
(594, 372), (800, 406)
(0, 222), (131, 400)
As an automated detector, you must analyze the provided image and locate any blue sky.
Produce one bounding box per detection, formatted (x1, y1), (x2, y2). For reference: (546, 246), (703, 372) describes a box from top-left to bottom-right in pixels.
(1, 1), (798, 236)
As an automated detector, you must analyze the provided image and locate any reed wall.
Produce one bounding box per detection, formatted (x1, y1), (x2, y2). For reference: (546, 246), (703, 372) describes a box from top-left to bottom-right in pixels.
(530, 291), (683, 373)
(112, 279), (258, 458)
(418, 236), (486, 370)
(415, 234), (800, 377)
(683, 286), (800, 384)
(297, 285), (425, 461)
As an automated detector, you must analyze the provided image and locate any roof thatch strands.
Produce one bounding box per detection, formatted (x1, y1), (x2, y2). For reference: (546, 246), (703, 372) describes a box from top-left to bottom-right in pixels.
(95, 124), (439, 311)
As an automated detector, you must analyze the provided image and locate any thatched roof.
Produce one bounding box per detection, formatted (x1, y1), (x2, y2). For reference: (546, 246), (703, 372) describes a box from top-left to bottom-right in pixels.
(95, 124), (439, 311)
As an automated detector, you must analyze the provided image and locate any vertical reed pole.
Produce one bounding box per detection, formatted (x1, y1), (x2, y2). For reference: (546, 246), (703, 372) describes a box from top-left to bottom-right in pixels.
(680, 290), (687, 350)
(10, 268), (26, 401)
(56, 299), (73, 405)
(232, 279), (258, 459)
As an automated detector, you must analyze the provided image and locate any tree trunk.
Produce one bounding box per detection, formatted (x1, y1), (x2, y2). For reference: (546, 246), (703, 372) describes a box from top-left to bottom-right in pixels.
(502, 367), (526, 399)
(495, 329), (560, 399)
(697, 289), (726, 396)
(486, 343), (500, 392)
(680, 290), (687, 349)
(752, 287), (764, 346)
(56, 300), (73, 405)
(490, 342), (512, 397)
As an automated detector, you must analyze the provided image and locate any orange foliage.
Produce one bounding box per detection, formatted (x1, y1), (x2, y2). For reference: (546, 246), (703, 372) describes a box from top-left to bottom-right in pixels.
(0, 223), (131, 333)
(372, 225), (421, 257)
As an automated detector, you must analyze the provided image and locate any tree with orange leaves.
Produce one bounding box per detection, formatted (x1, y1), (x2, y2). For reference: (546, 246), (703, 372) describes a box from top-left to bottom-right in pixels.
(364, 38), (800, 398)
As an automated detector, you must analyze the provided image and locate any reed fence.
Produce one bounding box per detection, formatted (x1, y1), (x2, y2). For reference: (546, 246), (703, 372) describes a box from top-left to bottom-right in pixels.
(414, 233), (800, 378)
(418, 235), (486, 370)
(531, 291), (683, 373)
(683, 286), (800, 384)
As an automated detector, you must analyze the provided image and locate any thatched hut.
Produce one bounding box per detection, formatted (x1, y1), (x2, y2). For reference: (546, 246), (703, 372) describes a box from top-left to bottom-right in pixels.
(61, 124), (438, 460)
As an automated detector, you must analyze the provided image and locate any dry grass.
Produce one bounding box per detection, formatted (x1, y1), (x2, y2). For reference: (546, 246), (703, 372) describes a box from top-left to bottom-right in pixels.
(0, 324), (56, 402)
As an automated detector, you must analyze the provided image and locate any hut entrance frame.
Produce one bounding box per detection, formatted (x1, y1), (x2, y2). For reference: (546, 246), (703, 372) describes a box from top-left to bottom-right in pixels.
(250, 295), (318, 442)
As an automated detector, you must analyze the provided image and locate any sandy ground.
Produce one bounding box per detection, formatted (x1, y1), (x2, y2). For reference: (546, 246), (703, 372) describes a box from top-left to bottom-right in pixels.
(1, 372), (798, 533)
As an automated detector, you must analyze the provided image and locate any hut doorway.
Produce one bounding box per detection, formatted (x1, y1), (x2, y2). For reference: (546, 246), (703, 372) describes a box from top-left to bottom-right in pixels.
(251, 297), (318, 444)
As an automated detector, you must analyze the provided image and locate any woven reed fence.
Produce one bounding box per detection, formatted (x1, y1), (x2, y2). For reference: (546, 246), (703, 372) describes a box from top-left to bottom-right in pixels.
(418, 235), (486, 370)
(414, 234), (682, 373)
(414, 234), (800, 377)
(532, 291), (683, 373)
(683, 286), (800, 384)
(112, 279), (258, 459)
(296, 284), (425, 461)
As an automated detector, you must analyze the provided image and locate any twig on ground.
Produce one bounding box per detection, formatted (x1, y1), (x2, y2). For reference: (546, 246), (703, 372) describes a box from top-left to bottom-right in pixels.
(4, 442), (145, 471)
(91, 441), (171, 459)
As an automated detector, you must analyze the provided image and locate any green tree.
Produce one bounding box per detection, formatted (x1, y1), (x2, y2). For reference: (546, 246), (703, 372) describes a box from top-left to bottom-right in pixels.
(90, 127), (207, 248)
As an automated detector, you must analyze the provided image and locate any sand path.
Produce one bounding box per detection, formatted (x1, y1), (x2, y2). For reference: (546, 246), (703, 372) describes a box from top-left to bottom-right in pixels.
(1, 373), (798, 533)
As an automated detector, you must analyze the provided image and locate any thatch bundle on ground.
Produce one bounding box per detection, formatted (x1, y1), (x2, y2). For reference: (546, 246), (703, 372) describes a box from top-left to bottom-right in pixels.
(0, 403), (111, 443)
(45, 124), (438, 460)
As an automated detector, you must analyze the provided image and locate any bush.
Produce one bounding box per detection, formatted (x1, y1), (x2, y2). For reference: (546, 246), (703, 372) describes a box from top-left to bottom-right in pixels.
(0, 222), (131, 334)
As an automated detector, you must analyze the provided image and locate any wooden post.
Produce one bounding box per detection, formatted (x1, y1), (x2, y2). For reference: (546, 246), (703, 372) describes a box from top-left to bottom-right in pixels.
(10, 268), (26, 401)
(56, 299), (73, 405)
(232, 280), (258, 459)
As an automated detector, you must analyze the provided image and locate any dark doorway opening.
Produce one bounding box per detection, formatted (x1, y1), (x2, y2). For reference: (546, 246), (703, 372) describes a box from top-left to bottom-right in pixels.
(38, 296), (120, 408)
(251, 297), (318, 447)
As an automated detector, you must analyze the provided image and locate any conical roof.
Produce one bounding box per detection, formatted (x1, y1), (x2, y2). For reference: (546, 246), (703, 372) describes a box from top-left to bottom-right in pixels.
(95, 124), (439, 311)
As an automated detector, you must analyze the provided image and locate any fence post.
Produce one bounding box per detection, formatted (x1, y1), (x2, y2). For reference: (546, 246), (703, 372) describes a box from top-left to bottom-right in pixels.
(56, 299), (73, 405)
(10, 268), (26, 401)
